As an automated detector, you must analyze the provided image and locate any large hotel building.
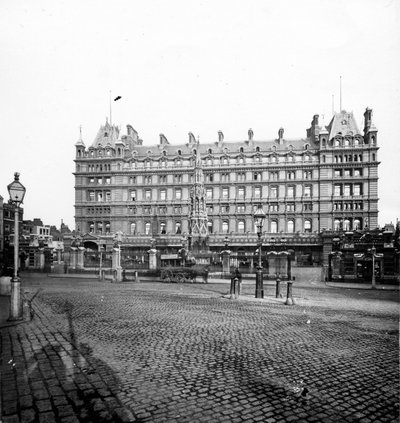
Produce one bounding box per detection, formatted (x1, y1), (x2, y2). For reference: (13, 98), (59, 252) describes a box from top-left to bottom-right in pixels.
(74, 108), (379, 264)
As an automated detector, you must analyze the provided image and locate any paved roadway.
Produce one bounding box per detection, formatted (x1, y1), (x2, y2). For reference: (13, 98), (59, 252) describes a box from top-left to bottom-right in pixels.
(0, 274), (399, 423)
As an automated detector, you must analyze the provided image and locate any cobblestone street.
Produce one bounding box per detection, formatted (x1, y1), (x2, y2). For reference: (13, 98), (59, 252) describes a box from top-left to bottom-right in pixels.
(1, 274), (399, 422)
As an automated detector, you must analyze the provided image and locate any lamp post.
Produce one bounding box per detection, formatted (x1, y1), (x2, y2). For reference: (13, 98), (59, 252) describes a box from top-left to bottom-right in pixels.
(371, 246), (376, 289)
(7, 172), (26, 321)
(254, 205), (266, 298)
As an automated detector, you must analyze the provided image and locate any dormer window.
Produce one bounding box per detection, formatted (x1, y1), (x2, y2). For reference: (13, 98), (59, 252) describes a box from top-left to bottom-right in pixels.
(104, 132), (108, 137)
(239, 147), (244, 153)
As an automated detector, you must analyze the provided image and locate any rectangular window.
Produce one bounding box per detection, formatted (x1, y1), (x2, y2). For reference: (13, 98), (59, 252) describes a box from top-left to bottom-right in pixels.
(175, 175), (182, 183)
(206, 188), (213, 200)
(145, 189), (152, 200)
(89, 191), (95, 201)
(221, 173), (229, 182)
(354, 169), (362, 177)
(304, 170), (312, 179)
(89, 177), (95, 184)
(334, 185), (341, 196)
(287, 171), (295, 180)
(105, 191), (111, 202)
(286, 203), (295, 212)
(130, 190), (136, 201)
(270, 203), (278, 212)
(175, 189), (182, 200)
(287, 186), (294, 198)
(334, 169), (342, 178)
(238, 187), (245, 199)
(237, 172), (245, 182)
(344, 169), (352, 177)
(270, 187), (278, 198)
(304, 186), (311, 197)
(237, 204), (245, 213)
(160, 189), (166, 200)
(222, 188), (229, 200)
(344, 184), (351, 196)
(353, 184), (362, 196)
(254, 172), (261, 181)
(270, 171), (279, 181)
(105, 177), (111, 185)
(221, 205), (230, 213)
(97, 177), (103, 184)
(174, 206), (182, 214)
(254, 187), (261, 198)
(97, 192), (103, 202)
(144, 206), (152, 214)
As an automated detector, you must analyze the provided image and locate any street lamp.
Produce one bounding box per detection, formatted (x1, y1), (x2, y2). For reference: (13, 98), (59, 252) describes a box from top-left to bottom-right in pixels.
(224, 236), (229, 251)
(7, 172), (26, 321)
(254, 205), (266, 298)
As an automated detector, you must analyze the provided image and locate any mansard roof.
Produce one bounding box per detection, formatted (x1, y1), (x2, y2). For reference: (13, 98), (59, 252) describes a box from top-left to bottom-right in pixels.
(128, 138), (312, 158)
(326, 110), (362, 140)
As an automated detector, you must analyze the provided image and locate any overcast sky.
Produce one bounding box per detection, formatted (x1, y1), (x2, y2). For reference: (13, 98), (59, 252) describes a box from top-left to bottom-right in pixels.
(1, 0), (399, 229)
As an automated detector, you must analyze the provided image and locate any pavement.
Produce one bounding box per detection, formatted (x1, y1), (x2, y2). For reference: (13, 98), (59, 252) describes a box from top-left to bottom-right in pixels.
(0, 273), (399, 422)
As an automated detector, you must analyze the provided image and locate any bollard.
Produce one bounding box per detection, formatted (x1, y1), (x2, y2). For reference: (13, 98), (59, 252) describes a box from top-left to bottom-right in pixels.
(276, 277), (283, 298)
(230, 277), (235, 296)
(285, 280), (295, 305)
(234, 277), (239, 299)
(230, 277), (239, 299)
(135, 271), (140, 283)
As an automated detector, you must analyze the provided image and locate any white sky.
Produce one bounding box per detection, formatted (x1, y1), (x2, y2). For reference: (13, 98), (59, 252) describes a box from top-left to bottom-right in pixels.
(1, 0), (399, 229)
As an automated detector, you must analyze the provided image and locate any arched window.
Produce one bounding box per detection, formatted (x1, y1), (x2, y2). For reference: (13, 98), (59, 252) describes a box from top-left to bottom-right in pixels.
(145, 222), (151, 235)
(207, 221), (213, 233)
(160, 222), (166, 234)
(175, 222), (182, 234)
(304, 219), (311, 233)
(222, 221), (229, 233)
(208, 148), (212, 154)
(238, 220), (245, 233)
(105, 222), (111, 234)
(334, 219), (341, 231)
(240, 147), (244, 153)
(287, 220), (294, 233)
(256, 146), (260, 152)
(343, 219), (351, 231)
(353, 219), (361, 230)
(89, 222), (95, 233)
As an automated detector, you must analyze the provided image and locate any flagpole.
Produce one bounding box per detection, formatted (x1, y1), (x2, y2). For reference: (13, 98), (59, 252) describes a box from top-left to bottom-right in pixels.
(109, 90), (112, 125)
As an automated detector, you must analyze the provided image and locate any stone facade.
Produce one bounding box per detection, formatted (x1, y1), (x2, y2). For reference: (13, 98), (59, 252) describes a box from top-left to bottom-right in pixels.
(73, 109), (380, 263)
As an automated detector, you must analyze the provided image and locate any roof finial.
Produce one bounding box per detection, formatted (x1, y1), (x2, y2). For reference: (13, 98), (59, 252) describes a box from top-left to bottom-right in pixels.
(79, 125), (83, 141)
(340, 76), (342, 112)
